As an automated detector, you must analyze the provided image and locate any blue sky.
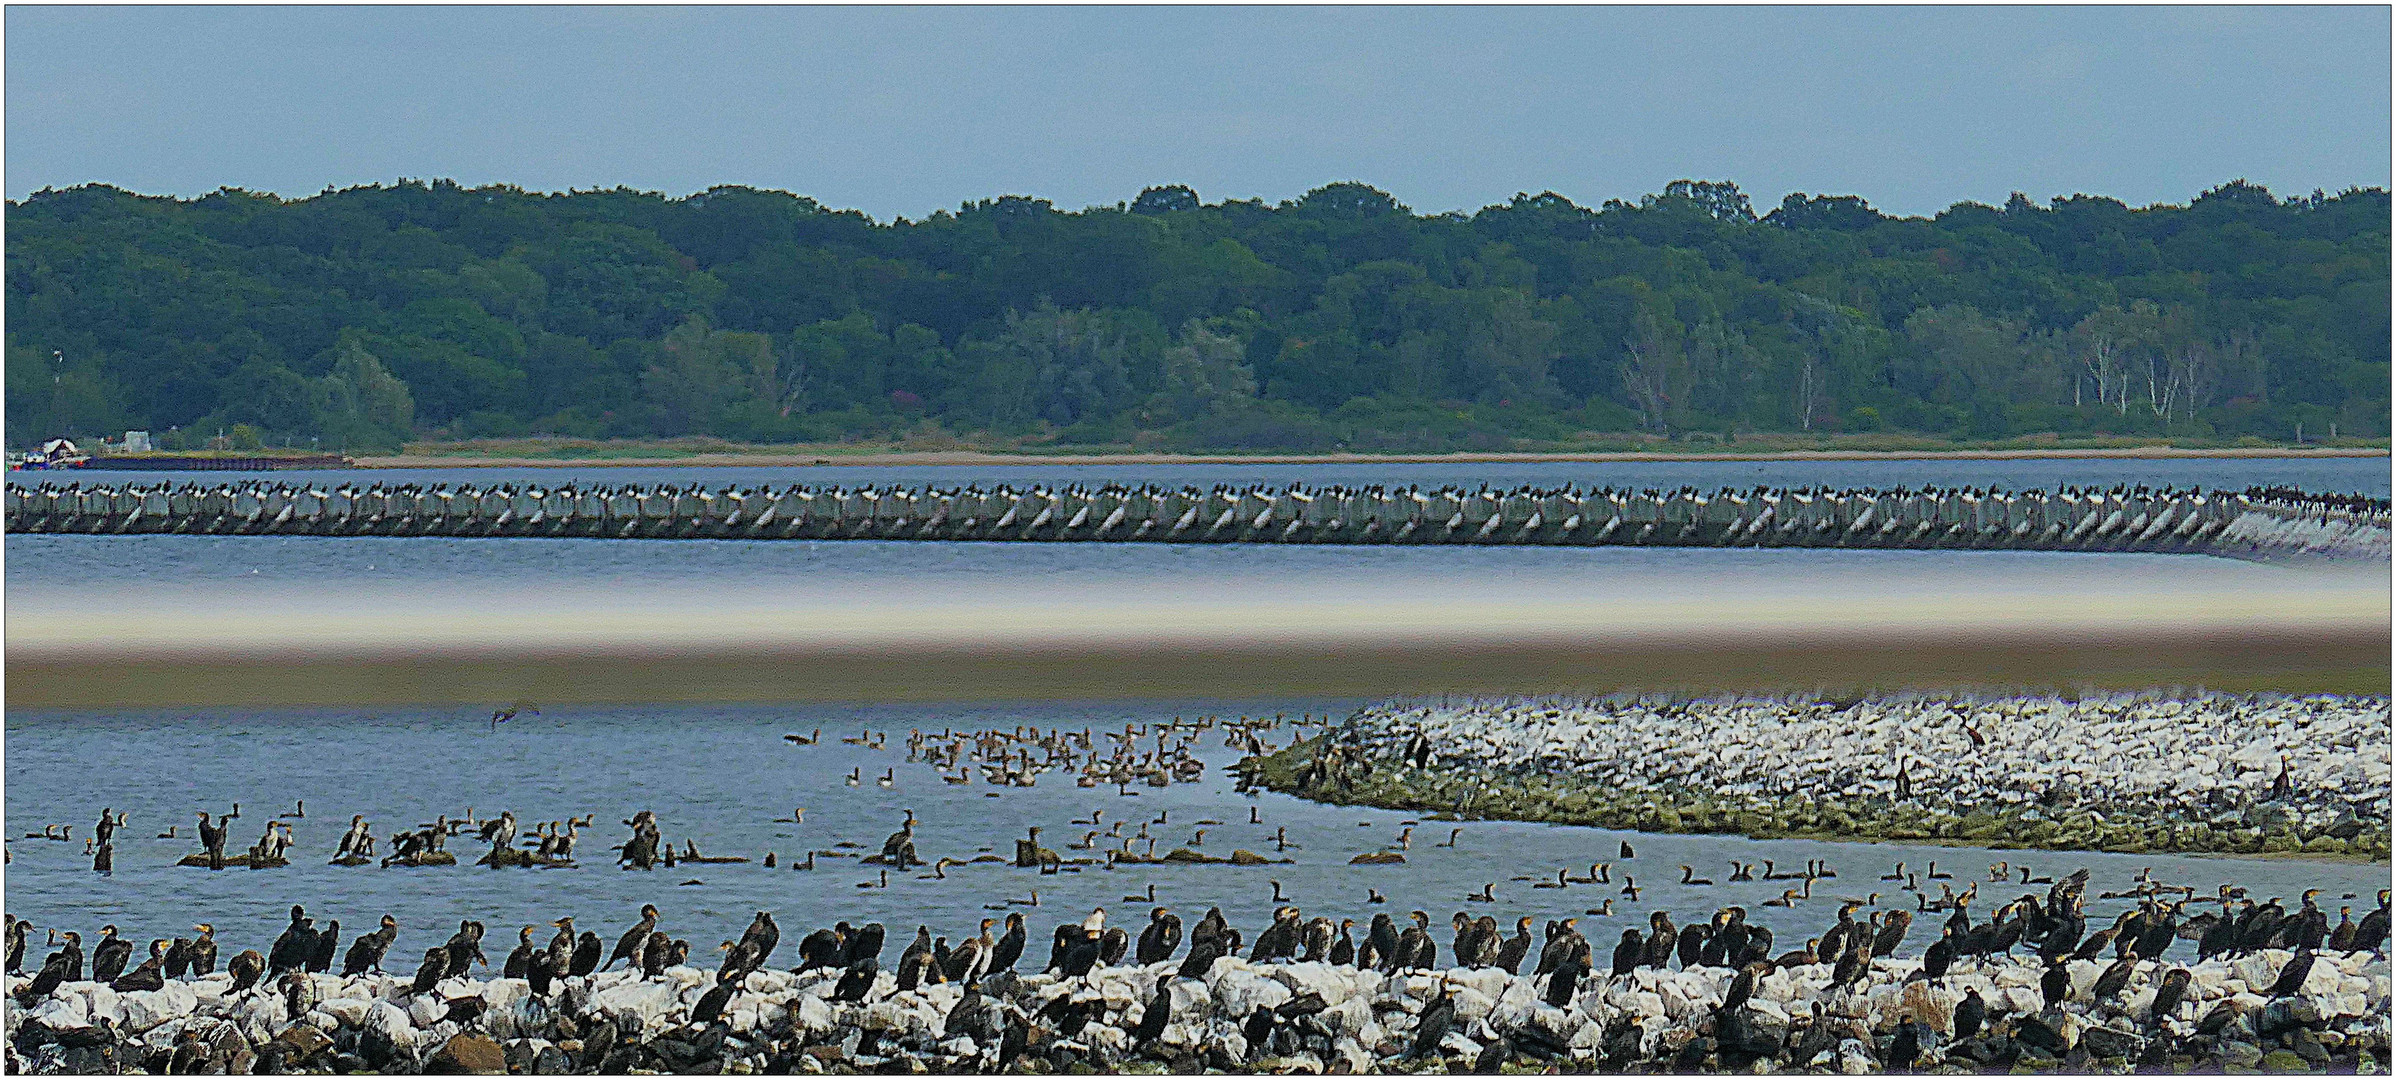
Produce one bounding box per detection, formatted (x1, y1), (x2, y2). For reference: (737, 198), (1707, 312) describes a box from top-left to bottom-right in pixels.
(7, 5), (2388, 219)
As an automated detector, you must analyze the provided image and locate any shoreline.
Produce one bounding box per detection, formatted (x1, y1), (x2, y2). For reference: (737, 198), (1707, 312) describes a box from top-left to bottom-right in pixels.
(353, 445), (2392, 469)
(1242, 738), (2394, 864)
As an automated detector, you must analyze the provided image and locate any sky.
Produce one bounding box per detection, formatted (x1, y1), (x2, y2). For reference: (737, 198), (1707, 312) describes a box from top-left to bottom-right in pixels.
(5, 5), (2389, 220)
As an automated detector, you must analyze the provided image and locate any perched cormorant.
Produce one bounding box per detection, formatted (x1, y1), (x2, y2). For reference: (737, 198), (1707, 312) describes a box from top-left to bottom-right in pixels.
(408, 947), (449, 996)
(189, 925), (218, 978)
(228, 948), (266, 994)
(89, 926), (132, 983)
(2149, 967), (2192, 1023)
(111, 940), (168, 992)
(1953, 987), (1987, 1040)
(605, 904), (660, 970)
(267, 907), (312, 974)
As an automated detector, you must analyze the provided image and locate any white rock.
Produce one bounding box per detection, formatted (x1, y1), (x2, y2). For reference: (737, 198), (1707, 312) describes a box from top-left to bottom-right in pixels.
(406, 993), (446, 1027)
(364, 1000), (412, 1040)
(590, 978), (680, 1036)
(317, 997), (374, 1027)
(26, 995), (87, 1031)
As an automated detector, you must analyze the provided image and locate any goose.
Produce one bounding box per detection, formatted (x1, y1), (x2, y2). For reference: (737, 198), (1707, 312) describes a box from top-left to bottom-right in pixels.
(845, 768), (862, 787)
(1584, 900), (1615, 917)
(876, 769), (895, 789)
(1123, 884), (1157, 903)
(1925, 862), (1950, 880)
(774, 808), (806, 824)
(1467, 883), (1496, 903)
(1534, 869), (1569, 890)
(855, 870), (888, 889)
(1679, 865), (1713, 886)
(1368, 889), (1387, 905)
(1882, 863), (1907, 882)
(1270, 881), (1290, 903)
(1436, 828), (1463, 848)
(784, 729), (821, 745)
(1621, 877), (1642, 901)
(1007, 890), (1040, 908)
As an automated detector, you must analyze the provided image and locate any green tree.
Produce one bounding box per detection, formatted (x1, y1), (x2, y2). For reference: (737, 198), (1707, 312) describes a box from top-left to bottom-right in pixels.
(314, 340), (416, 452)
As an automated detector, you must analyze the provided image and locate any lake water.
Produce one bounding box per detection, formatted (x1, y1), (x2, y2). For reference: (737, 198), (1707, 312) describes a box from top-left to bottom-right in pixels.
(5, 457), (2386, 975)
(6, 702), (2385, 977)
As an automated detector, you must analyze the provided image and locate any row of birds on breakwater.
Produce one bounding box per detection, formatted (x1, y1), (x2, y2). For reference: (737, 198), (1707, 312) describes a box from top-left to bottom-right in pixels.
(7, 868), (2387, 1075)
(11, 480), (2384, 562)
(1284, 693), (2390, 851)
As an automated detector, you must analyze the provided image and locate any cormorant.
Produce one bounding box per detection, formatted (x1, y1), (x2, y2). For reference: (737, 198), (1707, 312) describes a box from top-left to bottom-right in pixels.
(2149, 967), (2192, 1023)
(228, 949), (266, 994)
(408, 947), (449, 996)
(831, 957), (879, 1002)
(268, 906), (312, 974)
(1953, 987), (1987, 1040)
(503, 927), (537, 979)
(111, 940), (168, 992)
(2039, 957), (2070, 1008)
(571, 931), (602, 976)
(189, 925), (218, 978)
(1493, 917), (1534, 974)
(606, 905), (660, 971)
(991, 912), (1027, 972)
(2090, 955), (2137, 1002)
(2265, 947), (2316, 998)
(1131, 982), (1171, 1047)
(89, 926), (132, 983)
(16, 932), (79, 1005)
(303, 918), (340, 974)
(446, 920), (489, 975)
(342, 916), (398, 976)
(1611, 929), (1642, 977)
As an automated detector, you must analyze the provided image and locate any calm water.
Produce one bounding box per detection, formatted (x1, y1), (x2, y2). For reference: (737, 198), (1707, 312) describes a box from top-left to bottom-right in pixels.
(6, 458), (2386, 972)
(6, 702), (2384, 974)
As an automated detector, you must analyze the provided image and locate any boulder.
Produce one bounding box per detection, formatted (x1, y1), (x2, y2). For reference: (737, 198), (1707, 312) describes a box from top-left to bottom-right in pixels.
(425, 1033), (507, 1074)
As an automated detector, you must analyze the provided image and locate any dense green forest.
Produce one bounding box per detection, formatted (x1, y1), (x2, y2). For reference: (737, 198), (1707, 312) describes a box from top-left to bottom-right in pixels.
(6, 176), (2386, 453)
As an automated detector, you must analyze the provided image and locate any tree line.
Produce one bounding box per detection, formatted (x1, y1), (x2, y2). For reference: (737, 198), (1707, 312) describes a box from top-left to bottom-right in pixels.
(6, 176), (2385, 453)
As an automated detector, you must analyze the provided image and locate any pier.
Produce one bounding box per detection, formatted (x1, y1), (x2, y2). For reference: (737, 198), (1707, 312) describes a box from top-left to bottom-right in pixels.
(5, 481), (2386, 561)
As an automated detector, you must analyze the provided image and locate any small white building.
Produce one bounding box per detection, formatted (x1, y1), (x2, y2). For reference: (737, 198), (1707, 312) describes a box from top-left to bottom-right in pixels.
(122, 430), (153, 453)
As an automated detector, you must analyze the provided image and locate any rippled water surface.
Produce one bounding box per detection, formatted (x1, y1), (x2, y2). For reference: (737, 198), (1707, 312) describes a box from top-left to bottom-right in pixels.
(6, 703), (2386, 972)
(6, 458), (2385, 971)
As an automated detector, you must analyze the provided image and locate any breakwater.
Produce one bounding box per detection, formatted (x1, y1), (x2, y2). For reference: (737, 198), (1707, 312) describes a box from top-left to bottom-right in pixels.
(8, 947), (2386, 1074)
(7, 481), (2387, 560)
(1243, 694), (2393, 859)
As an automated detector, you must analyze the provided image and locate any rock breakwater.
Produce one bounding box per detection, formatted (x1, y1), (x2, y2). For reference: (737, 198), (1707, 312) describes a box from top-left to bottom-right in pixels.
(7, 946), (2386, 1074)
(1245, 694), (2392, 858)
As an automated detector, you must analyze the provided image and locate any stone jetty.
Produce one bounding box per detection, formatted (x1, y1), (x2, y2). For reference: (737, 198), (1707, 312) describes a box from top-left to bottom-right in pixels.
(8, 946), (2387, 1074)
(7, 481), (2386, 561)
(1245, 694), (2393, 858)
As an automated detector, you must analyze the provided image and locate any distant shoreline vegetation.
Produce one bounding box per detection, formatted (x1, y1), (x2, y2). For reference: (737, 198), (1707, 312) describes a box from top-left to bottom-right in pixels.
(7, 178), (2385, 455)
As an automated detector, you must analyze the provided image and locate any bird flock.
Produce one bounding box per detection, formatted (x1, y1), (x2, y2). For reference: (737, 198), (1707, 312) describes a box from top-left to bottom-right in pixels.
(6, 868), (2386, 1074)
(1277, 693), (2391, 857)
